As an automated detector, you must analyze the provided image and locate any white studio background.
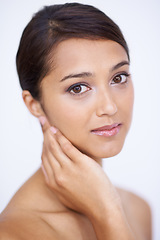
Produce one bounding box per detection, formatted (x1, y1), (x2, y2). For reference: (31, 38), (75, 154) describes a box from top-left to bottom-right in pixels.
(0, 0), (159, 239)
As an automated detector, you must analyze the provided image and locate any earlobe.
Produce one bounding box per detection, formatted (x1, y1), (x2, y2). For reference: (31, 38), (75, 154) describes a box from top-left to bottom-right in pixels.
(22, 90), (44, 118)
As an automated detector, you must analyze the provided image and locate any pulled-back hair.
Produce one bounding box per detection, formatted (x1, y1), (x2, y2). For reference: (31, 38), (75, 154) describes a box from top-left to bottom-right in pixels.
(16, 3), (129, 100)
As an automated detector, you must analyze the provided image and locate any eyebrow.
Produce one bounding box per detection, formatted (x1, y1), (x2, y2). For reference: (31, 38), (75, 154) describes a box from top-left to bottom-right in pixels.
(60, 60), (129, 82)
(60, 72), (92, 82)
(111, 60), (129, 72)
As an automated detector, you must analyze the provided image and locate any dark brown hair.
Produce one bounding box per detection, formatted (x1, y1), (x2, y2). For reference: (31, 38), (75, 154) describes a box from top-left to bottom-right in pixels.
(16, 2), (130, 100)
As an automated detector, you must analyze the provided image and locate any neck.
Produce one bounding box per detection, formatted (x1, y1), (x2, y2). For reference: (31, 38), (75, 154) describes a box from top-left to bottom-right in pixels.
(25, 158), (102, 214)
(24, 168), (69, 213)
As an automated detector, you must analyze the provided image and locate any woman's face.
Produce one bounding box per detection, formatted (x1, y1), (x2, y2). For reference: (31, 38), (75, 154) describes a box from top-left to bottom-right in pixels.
(40, 39), (134, 161)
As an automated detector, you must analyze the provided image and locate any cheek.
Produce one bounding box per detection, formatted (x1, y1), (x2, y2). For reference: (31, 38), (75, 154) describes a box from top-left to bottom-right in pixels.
(120, 85), (134, 126)
(113, 83), (134, 131)
(46, 98), (90, 135)
(127, 85), (134, 116)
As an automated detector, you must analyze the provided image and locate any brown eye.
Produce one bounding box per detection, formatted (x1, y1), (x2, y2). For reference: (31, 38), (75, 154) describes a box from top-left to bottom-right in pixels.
(69, 84), (90, 95)
(111, 74), (129, 85)
(114, 75), (122, 83)
(72, 85), (82, 93)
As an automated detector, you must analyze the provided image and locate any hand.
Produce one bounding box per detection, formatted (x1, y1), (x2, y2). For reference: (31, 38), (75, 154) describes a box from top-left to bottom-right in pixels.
(39, 116), (120, 219)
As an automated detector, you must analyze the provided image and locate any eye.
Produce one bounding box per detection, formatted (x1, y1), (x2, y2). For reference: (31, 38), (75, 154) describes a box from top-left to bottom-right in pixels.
(68, 83), (91, 95)
(111, 73), (130, 85)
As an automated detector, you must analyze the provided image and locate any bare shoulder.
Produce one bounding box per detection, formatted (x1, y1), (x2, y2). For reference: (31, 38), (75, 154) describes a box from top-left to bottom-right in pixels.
(0, 214), (20, 240)
(0, 209), (58, 240)
(116, 187), (152, 240)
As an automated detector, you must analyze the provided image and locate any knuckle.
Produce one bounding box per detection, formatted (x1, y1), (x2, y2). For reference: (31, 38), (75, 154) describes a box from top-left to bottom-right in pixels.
(48, 139), (55, 152)
(62, 141), (72, 152)
(46, 175), (55, 189)
(55, 174), (65, 187)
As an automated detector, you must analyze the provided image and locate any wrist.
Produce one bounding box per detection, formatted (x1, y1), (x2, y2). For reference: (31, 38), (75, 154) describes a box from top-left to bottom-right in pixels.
(88, 197), (123, 223)
(88, 203), (135, 240)
(87, 186), (122, 221)
(87, 195), (136, 240)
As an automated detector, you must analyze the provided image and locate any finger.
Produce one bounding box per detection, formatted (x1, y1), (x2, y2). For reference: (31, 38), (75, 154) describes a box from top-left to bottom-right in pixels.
(46, 128), (72, 167)
(42, 142), (61, 169)
(41, 162), (49, 184)
(56, 130), (84, 163)
(41, 156), (58, 189)
(39, 116), (56, 134)
(39, 117), (60, 163)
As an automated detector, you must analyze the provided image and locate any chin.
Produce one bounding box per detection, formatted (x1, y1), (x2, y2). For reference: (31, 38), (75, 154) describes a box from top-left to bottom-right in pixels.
(92, 149), (122, 160)
(81, 144), (124, 160)
(71, 135), (126, 161)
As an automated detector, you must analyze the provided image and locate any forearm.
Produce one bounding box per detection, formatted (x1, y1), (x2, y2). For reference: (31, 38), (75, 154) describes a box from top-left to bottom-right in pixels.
(89, 203), (136, 240)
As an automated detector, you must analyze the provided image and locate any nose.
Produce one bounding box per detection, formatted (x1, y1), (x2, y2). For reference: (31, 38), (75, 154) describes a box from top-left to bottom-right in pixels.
(96, 89), (117, 117)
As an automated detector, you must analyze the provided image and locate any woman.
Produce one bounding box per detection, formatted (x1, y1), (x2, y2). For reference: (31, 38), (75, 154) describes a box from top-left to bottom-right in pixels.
(0, 3), (152, 239)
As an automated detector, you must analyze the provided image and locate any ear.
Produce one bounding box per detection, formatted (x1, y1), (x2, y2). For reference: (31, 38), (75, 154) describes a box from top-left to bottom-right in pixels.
(22, 90), (44, 118)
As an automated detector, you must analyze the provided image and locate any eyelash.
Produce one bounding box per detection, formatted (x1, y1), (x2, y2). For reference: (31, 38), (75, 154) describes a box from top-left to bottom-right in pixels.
(111, 72), (130, 85)
(67, 72), (130, 96)
(67, 83), (91, 96)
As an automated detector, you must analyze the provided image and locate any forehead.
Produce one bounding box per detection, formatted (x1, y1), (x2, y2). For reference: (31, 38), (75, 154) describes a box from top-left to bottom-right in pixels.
(41, 38), (129, 97)
(44, 39), (129, 86)
(52, 38), (128, 72)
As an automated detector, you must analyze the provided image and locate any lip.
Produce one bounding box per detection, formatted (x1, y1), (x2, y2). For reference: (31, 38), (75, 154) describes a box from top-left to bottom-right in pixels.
(91, 123), (122, 137)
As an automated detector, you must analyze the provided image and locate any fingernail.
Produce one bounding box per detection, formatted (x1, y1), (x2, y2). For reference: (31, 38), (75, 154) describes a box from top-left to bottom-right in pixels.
(39, 116), (46, 126)
(50, 126), (57, 134)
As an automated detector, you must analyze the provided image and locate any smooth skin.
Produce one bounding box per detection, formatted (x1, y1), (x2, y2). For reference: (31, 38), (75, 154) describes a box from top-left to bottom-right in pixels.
(0, 39), (152, 239)
(39, 39), (134, 161)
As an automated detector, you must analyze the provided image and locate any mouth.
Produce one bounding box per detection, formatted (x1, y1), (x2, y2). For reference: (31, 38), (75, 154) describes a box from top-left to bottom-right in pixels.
(91, 123), (122, 137)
